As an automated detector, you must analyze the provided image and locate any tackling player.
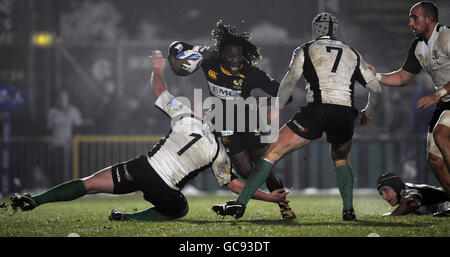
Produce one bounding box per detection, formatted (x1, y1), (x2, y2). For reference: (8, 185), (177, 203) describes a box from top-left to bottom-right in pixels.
(213, 13), (382, 221)
(368, 2), (450, 195)
(377, 172), (450, 217)
(167, 20), (296, 219)
(8, 51), (288, 221)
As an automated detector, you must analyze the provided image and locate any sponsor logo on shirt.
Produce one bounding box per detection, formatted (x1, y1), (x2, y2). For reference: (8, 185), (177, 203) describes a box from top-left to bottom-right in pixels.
(167, 97), (181, 110)
(233, 79), (243, 87)
(123, 164), (133, 181)
(208, 82), (241, 100)
(432, 50), (439, 60)
(208, 70), (218, 80)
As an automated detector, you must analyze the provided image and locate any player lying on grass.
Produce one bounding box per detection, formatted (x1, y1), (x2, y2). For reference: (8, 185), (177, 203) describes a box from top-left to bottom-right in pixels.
(377, 172), (450, 217)
(8, 51), (287, 222)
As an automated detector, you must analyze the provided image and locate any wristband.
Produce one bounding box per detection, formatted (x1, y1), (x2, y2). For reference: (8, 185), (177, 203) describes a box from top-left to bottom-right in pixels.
(436, 88), (448, 98)
(375, 73), (382, 81)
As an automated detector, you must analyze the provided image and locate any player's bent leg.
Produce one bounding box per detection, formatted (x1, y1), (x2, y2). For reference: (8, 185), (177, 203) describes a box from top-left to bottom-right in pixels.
(82, 167), (115, 194)
(433, 123), (450, 172)
(116, 196), (189, 222)
(230, 151), (253, 179)
(331, 139), (356, 221)
(427, 153), (450, 194)
(250, 147), (296, 219)
(236, 125), (311, 207)
(264, 124), (312, 164)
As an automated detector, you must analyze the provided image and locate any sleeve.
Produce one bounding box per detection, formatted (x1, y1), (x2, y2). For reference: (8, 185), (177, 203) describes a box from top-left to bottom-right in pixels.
(401, 188), (423, 206)
(210, 143), (234, 187)
(154, 90), (194, 118)
(248, 67), (280, 96)
(401, 39), (422, 74)
(349, 48), (375, 87)
(277, 46), (305, 109)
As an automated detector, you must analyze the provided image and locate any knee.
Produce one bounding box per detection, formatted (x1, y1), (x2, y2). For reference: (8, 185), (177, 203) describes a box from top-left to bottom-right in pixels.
(171, 201), (189, 219)
(427, 153), (445, 170)
(234, 163), (253, 179)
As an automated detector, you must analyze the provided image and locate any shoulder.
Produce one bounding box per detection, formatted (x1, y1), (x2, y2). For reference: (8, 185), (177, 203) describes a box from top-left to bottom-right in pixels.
(247, 65), (275, 82)
(436, 25), (450, 45)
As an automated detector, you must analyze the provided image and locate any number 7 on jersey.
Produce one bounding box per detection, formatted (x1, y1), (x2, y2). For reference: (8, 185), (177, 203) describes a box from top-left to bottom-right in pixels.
(326, 46), (343, 73)
(177, 133), (202, 156)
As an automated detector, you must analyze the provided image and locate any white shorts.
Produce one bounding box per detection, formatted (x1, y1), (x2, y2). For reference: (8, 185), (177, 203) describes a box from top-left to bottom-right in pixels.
(427, 110), (450, 157)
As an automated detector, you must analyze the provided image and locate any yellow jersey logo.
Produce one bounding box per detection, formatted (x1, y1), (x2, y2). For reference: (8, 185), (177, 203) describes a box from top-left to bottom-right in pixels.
(208, 70), (218, 80)
(233, 79), (243, 87)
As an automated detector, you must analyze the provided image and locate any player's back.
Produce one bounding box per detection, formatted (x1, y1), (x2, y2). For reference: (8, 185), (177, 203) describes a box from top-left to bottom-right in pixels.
(148, 90), (224, 190)
(147, 116), (220, 189)
(304, 39), (362, 107)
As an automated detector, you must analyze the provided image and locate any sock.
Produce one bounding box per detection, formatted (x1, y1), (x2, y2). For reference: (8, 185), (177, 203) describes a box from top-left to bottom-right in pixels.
(265, 172), (291, 210)
(32, 179), (87, 205)
(236, 159), (273, 206)
(265, 172), (284, 192)
(124, 207), (170, 221)
(335, 165), (354, 211)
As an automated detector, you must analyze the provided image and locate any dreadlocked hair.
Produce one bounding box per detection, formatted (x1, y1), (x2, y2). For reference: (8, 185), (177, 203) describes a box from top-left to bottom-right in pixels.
(211, 20), (262, 66)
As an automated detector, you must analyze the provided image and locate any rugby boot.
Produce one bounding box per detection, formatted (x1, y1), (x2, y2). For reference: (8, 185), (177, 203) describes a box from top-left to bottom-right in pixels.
(279, 199), (296, 219)
(9, 193), (38, 211)
(108, 209), (125, 221)
(432, 208), (450, 218)
(342, 208), (356, 221)
(212, 200), (246, 219)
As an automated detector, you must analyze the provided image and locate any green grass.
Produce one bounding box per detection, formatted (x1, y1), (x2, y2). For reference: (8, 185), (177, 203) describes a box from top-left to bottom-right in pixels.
(1, 193), (449, 237)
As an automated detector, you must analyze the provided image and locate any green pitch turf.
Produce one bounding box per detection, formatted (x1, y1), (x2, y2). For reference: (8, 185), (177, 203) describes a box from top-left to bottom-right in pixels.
(1, 193), (449, 237)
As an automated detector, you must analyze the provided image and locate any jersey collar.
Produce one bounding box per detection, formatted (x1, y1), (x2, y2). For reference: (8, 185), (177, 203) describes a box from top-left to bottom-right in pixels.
(220, 65), (245, 78)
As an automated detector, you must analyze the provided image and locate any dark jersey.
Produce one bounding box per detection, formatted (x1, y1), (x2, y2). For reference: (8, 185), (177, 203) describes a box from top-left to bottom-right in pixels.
(169, 41), (288, 132)
(403, 183), (449, 206)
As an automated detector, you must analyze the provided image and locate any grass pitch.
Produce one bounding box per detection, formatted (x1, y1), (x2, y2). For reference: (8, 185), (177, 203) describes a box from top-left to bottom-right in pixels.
(1, 193), (449, 237)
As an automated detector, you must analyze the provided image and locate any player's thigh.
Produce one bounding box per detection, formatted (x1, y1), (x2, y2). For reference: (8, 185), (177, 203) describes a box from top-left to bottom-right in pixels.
(432, 110), (450, 145)
(264, 124), (312, 163)
(230, 151), (254, 179)
(82, 167), (114, 194)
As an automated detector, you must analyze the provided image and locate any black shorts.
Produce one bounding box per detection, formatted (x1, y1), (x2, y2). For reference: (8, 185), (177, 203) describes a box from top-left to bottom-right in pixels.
(428, 101), (450, 133)
(221, 132), (268, 156)
(111, 155), (188, 218)
(286, 103), (359, 144)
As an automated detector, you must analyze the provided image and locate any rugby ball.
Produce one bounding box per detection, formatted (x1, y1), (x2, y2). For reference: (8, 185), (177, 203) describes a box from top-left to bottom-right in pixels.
(176, 50), (203, 74)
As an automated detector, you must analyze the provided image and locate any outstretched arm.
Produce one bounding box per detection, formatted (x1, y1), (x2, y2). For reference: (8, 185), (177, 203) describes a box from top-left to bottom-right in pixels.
(367, 65), (416, 87)
(226, 178), (287, 203)
(150, 50), (167, 99)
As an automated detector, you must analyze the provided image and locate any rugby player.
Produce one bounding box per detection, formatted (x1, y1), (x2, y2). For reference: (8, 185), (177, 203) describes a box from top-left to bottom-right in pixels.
(368, 2), (450, 195)
(213, 13), (382, 221)
(9, 51), (288, 222)
(377, 172), (450, 217)
(167, 20), (296, 219)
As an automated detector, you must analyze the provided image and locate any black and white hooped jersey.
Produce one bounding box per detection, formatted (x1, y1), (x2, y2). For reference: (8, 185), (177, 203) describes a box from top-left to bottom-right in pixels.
(402, 24), (450, 102)
(284, 37), (376, 108)
(147, 90), (235, 190)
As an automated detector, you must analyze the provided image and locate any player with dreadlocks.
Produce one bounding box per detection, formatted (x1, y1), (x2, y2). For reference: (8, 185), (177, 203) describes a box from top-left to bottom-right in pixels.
(168, 20), (296, 219)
